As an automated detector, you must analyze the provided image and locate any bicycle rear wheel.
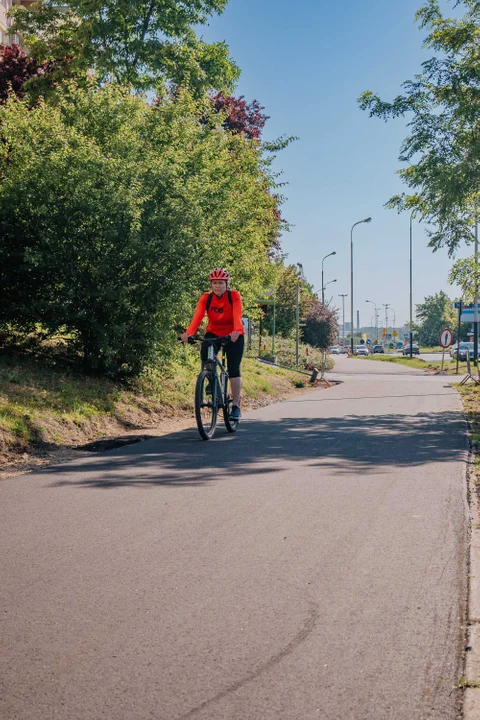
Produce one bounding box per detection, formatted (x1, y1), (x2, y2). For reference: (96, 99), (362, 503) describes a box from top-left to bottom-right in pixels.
(223, 394), (238, 433)
(195, 371), (217, 440)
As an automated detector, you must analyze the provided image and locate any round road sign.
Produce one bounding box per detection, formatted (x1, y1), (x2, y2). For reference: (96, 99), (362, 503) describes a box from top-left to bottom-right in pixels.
(440, 328), (453, 348)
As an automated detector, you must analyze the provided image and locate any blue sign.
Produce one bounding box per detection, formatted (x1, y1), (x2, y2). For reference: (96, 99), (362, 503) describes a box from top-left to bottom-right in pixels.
(366, 339), (371, 344)
(454, 303), (480, 322)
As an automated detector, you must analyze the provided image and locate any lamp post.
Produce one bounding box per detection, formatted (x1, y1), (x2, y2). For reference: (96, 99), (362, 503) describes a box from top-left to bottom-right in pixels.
(322, 252), (336, 305)
(339, 294), (348, 347)
(296, 263), (304, 367)
(351, 217), (372, 354)
(390, 307), (396, 345)
(409, 211), (415, 358)
(366, 300), (378, 342)
(322, 278), (337, 302)
(382, 303), (390, 346)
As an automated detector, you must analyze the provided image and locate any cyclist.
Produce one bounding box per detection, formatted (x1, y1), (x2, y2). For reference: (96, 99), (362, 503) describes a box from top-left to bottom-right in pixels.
(181, 268), (244, 420)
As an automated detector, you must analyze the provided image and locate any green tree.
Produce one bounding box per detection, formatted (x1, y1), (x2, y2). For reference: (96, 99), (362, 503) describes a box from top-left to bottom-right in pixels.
(262, 263), (313, 338)
(0, 82), (282, 376)
(449, 256), (478, 301)
(11, 0), (239, 94)
(415, 291), (457, 346)
(359, 0), (480, 255)
(302, 298), (338, 350)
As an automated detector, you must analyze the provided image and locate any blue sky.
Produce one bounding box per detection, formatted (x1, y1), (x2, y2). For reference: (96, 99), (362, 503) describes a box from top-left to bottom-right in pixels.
(201, 0), (469, 330)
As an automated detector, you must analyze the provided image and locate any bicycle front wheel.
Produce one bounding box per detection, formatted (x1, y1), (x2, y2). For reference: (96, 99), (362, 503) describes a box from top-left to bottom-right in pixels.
(195, 371), (217, 440)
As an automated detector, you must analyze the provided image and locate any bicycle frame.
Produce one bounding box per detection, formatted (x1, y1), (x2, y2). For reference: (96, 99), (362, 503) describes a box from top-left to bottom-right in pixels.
(203, 342), (229, 409)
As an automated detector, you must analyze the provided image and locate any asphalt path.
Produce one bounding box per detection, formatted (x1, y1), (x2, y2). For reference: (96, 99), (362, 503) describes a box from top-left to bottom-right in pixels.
(0, 358), (468, 719)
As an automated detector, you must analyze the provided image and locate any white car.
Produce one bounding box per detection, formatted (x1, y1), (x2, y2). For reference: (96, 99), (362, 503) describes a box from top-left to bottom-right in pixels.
(354, 345), (369, 356)
(330, 346), (340, 355)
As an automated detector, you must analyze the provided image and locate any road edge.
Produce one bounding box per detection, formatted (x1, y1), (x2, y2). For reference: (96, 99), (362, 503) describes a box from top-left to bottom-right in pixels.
(464, 410), (480, 717)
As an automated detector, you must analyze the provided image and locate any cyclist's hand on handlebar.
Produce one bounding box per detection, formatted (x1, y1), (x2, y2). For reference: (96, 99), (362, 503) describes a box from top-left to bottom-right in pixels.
(230, 331), (240, 342)
(180, 332), (190, 344)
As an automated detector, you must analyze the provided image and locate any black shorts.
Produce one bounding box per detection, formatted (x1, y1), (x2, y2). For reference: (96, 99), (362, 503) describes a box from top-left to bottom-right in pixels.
(201, 333), (245, 379)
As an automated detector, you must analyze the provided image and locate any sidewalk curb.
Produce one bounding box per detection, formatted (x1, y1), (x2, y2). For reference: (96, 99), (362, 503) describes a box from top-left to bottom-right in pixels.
(465, 419), (480, 718)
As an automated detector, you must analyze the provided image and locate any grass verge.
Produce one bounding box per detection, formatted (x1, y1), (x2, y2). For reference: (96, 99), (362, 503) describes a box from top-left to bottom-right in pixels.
(0, 349), (323, 473)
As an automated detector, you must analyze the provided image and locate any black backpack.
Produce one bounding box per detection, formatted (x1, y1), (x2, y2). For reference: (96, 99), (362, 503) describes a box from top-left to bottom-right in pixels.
(206, 290), (233, 312)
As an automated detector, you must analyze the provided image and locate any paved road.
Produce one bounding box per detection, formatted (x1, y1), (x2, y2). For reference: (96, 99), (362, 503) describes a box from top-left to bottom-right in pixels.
(0, 359), (468, 719)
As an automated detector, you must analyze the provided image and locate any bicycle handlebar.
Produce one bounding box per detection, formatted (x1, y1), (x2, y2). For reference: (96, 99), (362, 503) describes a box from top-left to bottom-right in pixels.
(178, 334), (232, 345)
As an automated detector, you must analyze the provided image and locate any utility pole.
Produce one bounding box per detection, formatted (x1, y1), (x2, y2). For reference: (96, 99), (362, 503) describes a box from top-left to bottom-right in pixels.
(339, 294), (348, 346)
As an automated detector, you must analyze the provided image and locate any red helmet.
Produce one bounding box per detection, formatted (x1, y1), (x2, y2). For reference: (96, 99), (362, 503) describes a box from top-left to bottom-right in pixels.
(208, 268), (230, 282)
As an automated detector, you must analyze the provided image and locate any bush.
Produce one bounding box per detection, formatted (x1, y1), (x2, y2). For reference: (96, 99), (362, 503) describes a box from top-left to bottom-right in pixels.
(0, 83), (282, 377)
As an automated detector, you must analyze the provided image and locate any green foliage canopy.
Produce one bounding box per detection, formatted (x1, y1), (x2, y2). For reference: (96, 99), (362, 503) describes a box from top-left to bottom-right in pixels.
(11, 0), (239, 94)
(261, 264), (313, 338)
(415, 290), (457, 346)
(0, 82), (281, 376)
(359, 0), (480, 255)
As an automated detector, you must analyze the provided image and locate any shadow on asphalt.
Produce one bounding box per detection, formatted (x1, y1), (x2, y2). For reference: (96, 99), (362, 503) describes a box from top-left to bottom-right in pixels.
(42, 408), (467, 490)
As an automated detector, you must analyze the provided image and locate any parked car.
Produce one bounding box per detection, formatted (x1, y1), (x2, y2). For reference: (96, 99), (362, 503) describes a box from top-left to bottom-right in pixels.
(403, 344), (420, 355)
(354, 345), (369, 356)
(454, 342), (480, 360)
(372, 344), (384, 354)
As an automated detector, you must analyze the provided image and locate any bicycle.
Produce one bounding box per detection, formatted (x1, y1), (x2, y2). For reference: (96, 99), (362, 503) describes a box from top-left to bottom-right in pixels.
(185, 335), (239, 440)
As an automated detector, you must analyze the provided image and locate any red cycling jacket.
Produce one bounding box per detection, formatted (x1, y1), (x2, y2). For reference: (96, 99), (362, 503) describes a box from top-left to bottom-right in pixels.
(187, 290), (244, 337)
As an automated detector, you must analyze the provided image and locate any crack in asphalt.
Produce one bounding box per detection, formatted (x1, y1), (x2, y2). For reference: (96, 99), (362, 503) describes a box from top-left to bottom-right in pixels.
(177, 600), (320, 719)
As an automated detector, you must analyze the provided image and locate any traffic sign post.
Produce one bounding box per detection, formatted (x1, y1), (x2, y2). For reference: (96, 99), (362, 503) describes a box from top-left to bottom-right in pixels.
(440, 328), (452, 348)
(439, 328), (453, 374)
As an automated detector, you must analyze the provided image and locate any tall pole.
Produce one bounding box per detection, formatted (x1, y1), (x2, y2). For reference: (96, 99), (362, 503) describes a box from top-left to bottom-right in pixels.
(322, 252), (336, 306)
(456, 300), (462, 375)
(339, 294), (348, 346)
(366, 300), (378, 342)
(272, 295), (276, 359)
(350, 218), (372, 354)
(350, 229), (354, 354)
(475, 215), (479, 367)
(382, 303), (390, 346)
(296, 281), (299, 367)
(410, 212), (414, 358)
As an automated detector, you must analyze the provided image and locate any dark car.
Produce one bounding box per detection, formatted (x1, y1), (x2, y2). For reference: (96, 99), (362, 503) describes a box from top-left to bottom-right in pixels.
(372, 344), (384, 354)
(455, 342), (479, 360)
(403, 344), (420, 355)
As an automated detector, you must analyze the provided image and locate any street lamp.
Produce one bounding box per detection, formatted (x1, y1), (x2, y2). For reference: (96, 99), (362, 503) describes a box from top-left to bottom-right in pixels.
(382, 303), (390, 346)
(339, 294), (348, 346)
(390, 307), (396, 343)
(322, 252), (336, 304)
(409, 211), (415, 358)
(366, 300), (379, 342)
(322, 278), (337, 301)
(351, 217), (372, 353)
(296, 263), (304, 367)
